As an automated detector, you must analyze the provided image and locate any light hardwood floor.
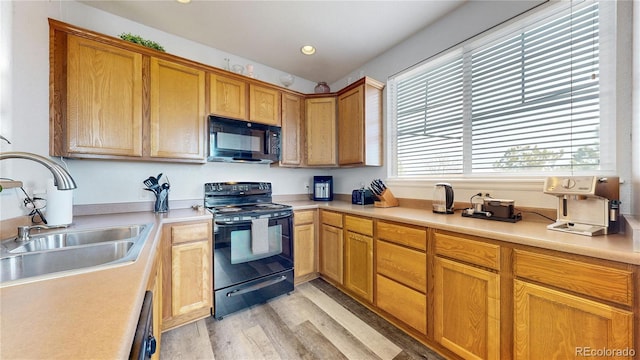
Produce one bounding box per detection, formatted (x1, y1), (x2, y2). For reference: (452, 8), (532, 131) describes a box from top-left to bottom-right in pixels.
(161, 279), (444, 359)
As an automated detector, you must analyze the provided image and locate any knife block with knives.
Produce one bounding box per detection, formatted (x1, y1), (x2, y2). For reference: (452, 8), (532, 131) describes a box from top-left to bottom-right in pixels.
(370, 179), (399, 208)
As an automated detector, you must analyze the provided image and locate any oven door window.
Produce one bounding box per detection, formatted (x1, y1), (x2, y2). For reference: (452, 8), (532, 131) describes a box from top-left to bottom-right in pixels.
(230, 223), (282, 264)
(214, 215), (293, 290)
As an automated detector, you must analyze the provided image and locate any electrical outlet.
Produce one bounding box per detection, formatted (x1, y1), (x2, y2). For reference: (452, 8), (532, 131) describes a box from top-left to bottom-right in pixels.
(139, 188), (153, 200)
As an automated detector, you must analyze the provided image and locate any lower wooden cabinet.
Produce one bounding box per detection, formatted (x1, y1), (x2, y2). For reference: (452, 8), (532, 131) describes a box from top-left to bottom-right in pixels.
(377, 274), (426, 334)
(513, 249), (635, 360)
(513, 280), (633, 360)
(344, 230), (373, 302)
(434, 257), (500, 360)
(294, 210), (317, 284)
(162, 220), (212, 331)
(319, 223), (343, 285)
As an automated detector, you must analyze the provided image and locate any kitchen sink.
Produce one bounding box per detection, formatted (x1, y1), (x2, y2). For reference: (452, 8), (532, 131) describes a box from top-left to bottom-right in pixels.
(0, 224), (153, 284)
(9, 225), (145, 254)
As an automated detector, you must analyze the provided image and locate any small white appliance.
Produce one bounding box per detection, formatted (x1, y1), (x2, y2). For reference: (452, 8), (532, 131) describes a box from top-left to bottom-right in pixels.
(543, 176), (620, 236)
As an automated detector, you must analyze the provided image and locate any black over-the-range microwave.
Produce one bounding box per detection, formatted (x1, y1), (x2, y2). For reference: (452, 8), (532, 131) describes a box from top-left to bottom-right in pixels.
(208, 116), (281, 164)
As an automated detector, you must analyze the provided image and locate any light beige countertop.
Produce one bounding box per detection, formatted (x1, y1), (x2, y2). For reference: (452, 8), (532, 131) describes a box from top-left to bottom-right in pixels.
(1, 201), (637, 359)
(0, 208), (211, 360)
(286, 200), (640, 265)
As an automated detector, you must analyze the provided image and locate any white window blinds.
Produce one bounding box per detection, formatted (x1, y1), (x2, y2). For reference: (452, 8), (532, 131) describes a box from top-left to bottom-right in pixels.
(392, 1), (607, 177)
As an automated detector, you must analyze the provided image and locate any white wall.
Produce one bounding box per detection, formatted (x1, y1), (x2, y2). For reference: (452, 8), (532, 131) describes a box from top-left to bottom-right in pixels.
(0, 0), (324, 220)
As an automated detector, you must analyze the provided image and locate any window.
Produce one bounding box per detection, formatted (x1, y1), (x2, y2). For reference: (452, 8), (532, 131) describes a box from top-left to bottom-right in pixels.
(389, 1), (615, 178)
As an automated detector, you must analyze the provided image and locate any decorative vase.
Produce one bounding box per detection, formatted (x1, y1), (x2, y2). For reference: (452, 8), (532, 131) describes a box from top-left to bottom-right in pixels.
(314, 82), (330, 93)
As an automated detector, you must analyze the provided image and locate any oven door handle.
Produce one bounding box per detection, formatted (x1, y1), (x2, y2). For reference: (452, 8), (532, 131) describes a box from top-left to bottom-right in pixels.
(226, 275), (288, 297)
(214, 213), (292, 226)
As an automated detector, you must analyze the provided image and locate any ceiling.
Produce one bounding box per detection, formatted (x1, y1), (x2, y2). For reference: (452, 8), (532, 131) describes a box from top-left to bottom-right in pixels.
(79, 0), (466, 84)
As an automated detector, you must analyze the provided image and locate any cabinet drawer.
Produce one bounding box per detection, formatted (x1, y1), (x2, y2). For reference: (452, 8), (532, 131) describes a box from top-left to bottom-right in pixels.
(377, 221), (426, 251)
(434, 232), (500, 271)
(294, 210), (315, 225)
(344, 215), (373, 236)
(171, 222), (210, 245)
(514, 250), (633, 306)
(321, 210), (343, 228)
(376, 240), (426, 293)
(377, 274), (427, 334)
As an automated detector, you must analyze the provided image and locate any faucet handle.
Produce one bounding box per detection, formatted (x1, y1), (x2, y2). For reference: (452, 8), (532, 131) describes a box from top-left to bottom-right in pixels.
(16, 226), (31, 242)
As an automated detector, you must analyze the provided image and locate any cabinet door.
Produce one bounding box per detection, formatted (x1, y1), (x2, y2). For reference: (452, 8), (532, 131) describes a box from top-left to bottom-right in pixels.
(377, 274), (427, 334)
(249, 84), (281, 126)
(162, 221), (212, 331)
(305, 97), (337, 166)
(338, 85), (364, 165)
(281, 93), (303, 166)
(171, 240), (211, 317)
(294, 223), (316, 282)
(320, 224), (343, 284)
(66, 34), (143, 156)
(434, 257), (500, 360)
(150, 58), (206, 160)
(210, 73), (247, 120)
(344, 231), (373, 303)
(514, 280), (633, 360)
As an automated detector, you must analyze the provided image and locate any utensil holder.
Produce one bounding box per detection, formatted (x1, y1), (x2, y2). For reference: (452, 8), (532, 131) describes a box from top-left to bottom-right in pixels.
(154, 189), (169, 213)
(374, 189), (399, 208)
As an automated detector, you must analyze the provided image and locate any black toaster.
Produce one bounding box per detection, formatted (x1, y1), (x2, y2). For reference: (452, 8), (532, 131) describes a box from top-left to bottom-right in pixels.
(352, 188), (375, 205)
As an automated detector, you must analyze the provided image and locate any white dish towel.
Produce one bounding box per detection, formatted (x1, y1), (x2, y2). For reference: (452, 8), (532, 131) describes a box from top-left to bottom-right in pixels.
(251, 218), (270, 255)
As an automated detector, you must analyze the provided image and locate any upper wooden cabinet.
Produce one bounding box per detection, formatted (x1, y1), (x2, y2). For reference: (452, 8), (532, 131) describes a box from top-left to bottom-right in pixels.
(209, 73), (247, 120)
(249, 84), (281, 126)
(337, 77), (384, 166)
(49, 19), (207, 163)
(280, 93), (304, 166)
(305, 96), (337, 166)
(210, 75), (283, 126)
(61, 34), (144, 157)
(150, 58), (206, 160)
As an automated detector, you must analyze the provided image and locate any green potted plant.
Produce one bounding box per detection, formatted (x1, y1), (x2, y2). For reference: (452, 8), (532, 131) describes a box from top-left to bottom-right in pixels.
(119, 33), (165, 52)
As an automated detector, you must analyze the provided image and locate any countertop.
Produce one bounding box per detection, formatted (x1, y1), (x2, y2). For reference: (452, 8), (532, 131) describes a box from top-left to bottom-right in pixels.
(287, 200), (640, 265)
(0, 208), (211, 360)
(1, 201), (638, 359)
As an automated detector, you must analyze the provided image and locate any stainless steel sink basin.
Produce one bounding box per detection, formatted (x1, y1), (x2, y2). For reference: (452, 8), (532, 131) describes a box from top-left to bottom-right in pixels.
(0, 223), (153, 285)
(9, 225), (145, 254)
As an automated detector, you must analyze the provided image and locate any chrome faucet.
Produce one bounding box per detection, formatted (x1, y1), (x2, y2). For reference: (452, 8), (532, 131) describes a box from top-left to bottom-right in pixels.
(16, 224), (69, 242)
(0, 152), (77, 190)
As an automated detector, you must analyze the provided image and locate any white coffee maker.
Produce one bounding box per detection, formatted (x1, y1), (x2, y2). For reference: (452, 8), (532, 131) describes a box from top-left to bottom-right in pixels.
(543, 176), (620, 236)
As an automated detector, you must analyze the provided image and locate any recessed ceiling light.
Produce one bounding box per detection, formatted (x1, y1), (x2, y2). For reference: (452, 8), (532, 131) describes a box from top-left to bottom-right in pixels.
(301, 45), (316, 55)
(176, 0), (191, 3)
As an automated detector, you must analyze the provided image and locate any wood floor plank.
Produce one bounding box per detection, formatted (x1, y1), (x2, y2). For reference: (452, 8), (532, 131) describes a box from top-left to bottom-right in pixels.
(160, 318), (215, 359)
(297, 283), (402, 360)
(242, 324), (282, 360)
(269, 286), (382, 360)
(293, 320), (348, 360)
(311, 279), (445, 360)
